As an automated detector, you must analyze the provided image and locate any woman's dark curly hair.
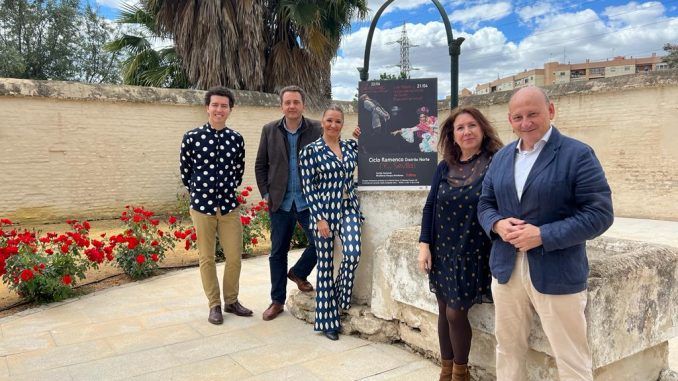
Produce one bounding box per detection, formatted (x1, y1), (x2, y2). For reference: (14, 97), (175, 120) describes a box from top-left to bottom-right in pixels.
(438, 106), (503, 165)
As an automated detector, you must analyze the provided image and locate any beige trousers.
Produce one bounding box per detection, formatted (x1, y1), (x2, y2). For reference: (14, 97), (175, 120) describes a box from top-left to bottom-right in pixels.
(190, 208), (243, 308)
(491, 251), (592, 381)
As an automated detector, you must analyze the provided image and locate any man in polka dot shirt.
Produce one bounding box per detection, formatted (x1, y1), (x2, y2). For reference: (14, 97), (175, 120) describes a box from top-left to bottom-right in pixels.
(180, 86), (252, 325)
(255, 86), (322, 321)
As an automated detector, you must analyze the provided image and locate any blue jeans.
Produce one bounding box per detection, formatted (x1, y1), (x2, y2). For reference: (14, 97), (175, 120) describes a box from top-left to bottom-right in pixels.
(269, 205), (317, 304)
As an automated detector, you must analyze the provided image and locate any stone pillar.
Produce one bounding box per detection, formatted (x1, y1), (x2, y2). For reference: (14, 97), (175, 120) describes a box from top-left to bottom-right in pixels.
(349, 190), (428, 305)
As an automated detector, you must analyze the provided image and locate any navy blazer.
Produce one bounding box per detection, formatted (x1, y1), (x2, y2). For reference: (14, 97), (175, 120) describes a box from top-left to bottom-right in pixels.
(477, 127), (613, 295)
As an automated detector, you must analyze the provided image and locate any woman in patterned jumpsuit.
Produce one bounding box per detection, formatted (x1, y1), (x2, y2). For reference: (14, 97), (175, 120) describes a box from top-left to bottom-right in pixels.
(300, 104), (362, 341)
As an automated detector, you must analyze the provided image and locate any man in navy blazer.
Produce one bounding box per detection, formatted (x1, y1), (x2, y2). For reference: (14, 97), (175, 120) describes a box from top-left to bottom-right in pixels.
(478, 86), (613, 381)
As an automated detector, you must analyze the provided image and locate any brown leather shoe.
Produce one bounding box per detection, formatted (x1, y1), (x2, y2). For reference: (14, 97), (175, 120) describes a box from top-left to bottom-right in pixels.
(439, 359), (454, 381)
(224, 300), (253, 317)
(451, 361), (470, 381)
(208, 306), (223, 325)
(262, 302), (284, 321)
(287, 269), (314, 292)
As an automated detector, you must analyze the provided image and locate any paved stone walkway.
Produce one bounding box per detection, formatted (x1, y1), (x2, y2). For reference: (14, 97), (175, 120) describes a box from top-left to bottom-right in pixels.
(0, 251), (440, 381)
(0, 217), (675, 380)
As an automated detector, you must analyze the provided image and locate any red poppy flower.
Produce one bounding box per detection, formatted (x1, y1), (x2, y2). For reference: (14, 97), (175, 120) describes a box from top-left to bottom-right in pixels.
(190, 233), (197, 241)
(0, 218), (12, 225)
(150, 254), (159, 262)
(241, 190), (250, 197)
(136, 255), (145, 264)
(62, 274), (72, 285)
(150, 219), (159, 226)
(184, 240), (191, 251)
(133, 215), (143, 223)
(83, 221), (91, 230)
(251, 237), (258, 245)
(20, 268), (34, 282)
(158, 230), (165, 237)
(151, 240), (159, 246)
(246, 186), (253, 192)
(45, 248), (54, 255)
(168, 216), (177, 224)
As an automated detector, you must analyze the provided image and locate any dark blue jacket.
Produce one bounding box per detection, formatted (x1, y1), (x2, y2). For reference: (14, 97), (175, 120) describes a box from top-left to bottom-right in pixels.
(419, 161), (448, 244)
(477, 127), (613, 295)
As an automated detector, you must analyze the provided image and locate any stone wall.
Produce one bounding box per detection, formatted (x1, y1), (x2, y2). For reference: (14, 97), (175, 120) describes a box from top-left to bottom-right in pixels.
(290, 228), (678, 381)
(1, 72), (676, 222)
(0, 78), (356, 222)
(460, 70), (678, 221)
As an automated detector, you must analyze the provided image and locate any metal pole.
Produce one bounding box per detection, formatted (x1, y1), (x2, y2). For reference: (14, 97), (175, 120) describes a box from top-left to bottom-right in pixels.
(358, 0), (464, 108)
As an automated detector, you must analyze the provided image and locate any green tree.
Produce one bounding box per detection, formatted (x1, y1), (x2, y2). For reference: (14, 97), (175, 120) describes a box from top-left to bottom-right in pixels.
(147, 0), (368, 108)
(104, 3), (189, 88)
(76, 4), (120, 84)
(0, 0), (120, 83)
(0, 0), (80, 80)
(662, 43), (678, 69)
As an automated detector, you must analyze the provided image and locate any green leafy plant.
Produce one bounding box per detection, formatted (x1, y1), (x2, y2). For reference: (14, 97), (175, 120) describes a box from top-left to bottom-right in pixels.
(110, 206), (190, 279)
(290, 222), (309, 249)
(237, 186), (270, 255)
(0, 219), (110, 302)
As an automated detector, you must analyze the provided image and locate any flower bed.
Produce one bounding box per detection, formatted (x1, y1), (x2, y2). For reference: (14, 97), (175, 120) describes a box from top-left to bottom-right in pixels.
(0, 185), (286, 303)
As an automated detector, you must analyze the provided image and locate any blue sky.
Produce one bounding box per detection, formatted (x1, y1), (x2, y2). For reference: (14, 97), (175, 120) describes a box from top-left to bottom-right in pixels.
(90, 0), (678, 100)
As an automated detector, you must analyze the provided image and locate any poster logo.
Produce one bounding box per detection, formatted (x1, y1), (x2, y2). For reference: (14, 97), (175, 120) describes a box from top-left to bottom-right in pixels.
(358, 78), (438, 189)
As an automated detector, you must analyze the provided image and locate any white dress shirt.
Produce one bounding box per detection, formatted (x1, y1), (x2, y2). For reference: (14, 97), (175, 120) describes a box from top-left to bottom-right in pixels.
(514, 126), (553, 201)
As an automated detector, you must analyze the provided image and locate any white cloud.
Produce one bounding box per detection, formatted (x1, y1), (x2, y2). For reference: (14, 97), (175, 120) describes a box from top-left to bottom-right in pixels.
(331, 1), (678, 100)
(603, 1), (665, 27)
(95, 0), (139, 8)
(450, 2), (512, 29)
(366, 0), (434, 15)
(517, 2), (555, 22)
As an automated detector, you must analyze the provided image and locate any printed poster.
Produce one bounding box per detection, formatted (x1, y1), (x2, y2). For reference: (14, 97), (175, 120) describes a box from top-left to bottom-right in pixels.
(357, 78), (438, 189)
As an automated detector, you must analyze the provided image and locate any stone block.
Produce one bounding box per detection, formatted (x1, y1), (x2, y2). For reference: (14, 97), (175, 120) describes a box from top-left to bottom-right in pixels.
(368, 225), (678, 380)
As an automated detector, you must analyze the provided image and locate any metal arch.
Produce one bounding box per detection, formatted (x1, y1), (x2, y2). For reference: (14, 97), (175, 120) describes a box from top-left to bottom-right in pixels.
(357, 0), (465, 109)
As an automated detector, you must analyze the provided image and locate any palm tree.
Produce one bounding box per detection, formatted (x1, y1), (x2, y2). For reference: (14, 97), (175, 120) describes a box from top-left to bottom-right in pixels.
(105, 3), (190, 88)
(147, 0), (367, 108)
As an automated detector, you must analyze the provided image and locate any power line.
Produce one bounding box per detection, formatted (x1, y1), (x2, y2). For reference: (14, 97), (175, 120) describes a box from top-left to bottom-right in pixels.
(458, 0), (675, 55)
(465, 46), (668, 89)
(457, 18), (674, 67)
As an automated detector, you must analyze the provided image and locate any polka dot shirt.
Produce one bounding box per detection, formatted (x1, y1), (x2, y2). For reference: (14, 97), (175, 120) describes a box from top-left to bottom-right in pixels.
(179, 123), (245, 215)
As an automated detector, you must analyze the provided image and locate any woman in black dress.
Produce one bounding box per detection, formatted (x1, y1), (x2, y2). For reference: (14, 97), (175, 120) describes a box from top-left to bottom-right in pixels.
(418, 107), (503, 381)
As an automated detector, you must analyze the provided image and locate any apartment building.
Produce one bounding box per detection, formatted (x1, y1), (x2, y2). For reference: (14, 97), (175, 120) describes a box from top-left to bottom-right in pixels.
(476, 53), (668, 94)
